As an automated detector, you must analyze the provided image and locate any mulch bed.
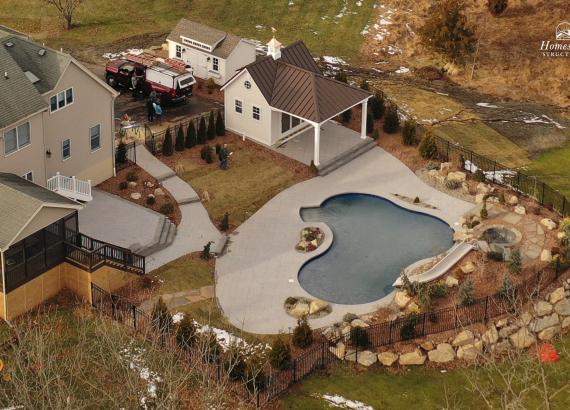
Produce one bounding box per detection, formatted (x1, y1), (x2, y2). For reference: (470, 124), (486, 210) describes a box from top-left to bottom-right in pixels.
(97, 165), (182, 225)
(192, 78), (224, 104)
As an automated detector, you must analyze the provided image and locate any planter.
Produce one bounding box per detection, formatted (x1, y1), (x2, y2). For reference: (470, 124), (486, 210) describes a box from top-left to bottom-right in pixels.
(295, 227), (325, 253)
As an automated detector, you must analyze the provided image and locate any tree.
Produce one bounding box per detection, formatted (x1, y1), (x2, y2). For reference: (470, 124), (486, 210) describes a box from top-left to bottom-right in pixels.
(402, 120), (417, 145)
(366, 113), (374, 134)
(509, 249), (522, 275)
(459, 279), (475, 306)
(292, 317), (313, 349)
(418, 0), (476, 64)
(419, 131), (438, 159)
(151, 297), (173, 334)
(162, 127), (174, 156)
(175, 125), (185, 152)
(207, 111), (216, 140)
(185, 121), (197, 149)
(370, 91), (385, 119)
(115, 140), (127, 164)
(197, 117), (207, 144)
(382, 104), (400, 133)
(176, 315), (196, 349)
(487, 0), (508, 16)
(220, 213), (229, 231)
(44, 0), (84, 30)
(499, 273), (515, 300)
(269, 337), (292, 370)
(201, 241), (213, 260)
(215, 111), (225, 136)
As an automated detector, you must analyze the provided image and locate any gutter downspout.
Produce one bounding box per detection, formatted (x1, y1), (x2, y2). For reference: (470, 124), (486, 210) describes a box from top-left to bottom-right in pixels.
(1, 250), (8, 321)
(111, 98), (116, 177)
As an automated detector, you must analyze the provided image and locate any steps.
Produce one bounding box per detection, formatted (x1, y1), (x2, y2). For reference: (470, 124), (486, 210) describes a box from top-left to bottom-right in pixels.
(130, 216), (177, 256)
(317, 139), (376, 176)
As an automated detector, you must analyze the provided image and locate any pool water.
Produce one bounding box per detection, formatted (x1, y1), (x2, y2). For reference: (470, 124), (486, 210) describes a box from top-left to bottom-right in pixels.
(299, 194), (454, 305)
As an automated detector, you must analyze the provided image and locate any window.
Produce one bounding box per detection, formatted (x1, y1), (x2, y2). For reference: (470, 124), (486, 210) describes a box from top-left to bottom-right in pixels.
(244, 80), (251, 89)
(175, 44), (182, 58)
(62, 139), (71, 160)
(50, 88), (74, 113)
(252, 106), (261, 120)
(4, 122), (31, 155)
(292, 116), (301, 128)
(281, 113), (302, 134)
(89, 124), (101, 151)
(235, 99), (243, 114)
(212, 57), (219, 72)
(22, 171), (33, 182)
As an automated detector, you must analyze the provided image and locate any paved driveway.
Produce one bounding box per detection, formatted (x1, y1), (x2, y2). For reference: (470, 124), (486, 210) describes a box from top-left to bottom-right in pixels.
(216, 147), (476, 334)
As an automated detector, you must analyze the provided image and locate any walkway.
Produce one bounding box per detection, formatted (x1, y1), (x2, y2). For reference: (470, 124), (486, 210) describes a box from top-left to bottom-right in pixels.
(216, 147), (476, 334)
(135, 144), (221, 271)
(139, 285), (215, 313)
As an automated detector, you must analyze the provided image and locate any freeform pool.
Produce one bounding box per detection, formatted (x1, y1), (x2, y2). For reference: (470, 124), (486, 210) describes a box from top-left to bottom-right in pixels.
(299, 194), (454, 305)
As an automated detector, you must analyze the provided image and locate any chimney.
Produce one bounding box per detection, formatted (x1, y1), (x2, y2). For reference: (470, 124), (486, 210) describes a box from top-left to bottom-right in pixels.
(267, 28), (282, 60)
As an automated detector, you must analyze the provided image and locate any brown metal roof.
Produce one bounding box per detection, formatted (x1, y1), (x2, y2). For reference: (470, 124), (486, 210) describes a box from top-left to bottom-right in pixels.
(241, 41), (371, 123)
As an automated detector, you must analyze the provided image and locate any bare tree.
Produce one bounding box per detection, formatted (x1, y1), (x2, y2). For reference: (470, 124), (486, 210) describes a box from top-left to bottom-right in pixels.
(43, 0), (85, 30)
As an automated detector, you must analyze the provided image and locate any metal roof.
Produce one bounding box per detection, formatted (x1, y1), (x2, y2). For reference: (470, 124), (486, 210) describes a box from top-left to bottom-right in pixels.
(0, 173), (82, 251)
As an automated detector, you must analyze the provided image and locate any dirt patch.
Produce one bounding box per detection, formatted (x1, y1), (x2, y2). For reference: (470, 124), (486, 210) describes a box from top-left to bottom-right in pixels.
(97, 164), (182, 225)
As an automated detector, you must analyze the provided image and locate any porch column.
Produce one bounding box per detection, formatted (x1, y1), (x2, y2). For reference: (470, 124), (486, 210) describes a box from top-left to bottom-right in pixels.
(313, 123), (321, 167)
(360, 99), (368, 139)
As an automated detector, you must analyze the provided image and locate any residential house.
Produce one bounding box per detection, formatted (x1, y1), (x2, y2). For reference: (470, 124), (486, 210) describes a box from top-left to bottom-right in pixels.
(0, 30), (119, 201)
(166, 19), (256, 85)
(0, 173), (145, 320)
(221, 38), (372, 169)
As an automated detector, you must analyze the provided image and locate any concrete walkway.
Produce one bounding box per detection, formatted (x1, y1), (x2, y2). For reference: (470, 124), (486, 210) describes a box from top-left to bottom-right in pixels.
(135, 144), (221, 271)
(216, 147), (476, 334)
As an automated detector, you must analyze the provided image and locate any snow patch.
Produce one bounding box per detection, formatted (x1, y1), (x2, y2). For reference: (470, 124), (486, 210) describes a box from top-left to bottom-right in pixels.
(319, 394), (374, 410)
(464, 160), (516, 184)
(395, 66), (410, 74)
(103, 48), (144, 60)
(322, 56), (348, 65)
(521, 114), (566, 129)
(121, 344), (163, 409)
(476, 102), (501, 109)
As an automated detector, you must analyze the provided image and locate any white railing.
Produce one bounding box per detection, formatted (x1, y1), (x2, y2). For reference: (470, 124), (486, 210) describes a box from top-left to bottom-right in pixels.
(46, 172), (92, 202)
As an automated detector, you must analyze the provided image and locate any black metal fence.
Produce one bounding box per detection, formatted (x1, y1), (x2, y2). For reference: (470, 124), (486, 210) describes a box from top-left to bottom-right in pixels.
(91, 260), (568, 406)
(115, 141), (137, 172)
(433, 135), (570, 217)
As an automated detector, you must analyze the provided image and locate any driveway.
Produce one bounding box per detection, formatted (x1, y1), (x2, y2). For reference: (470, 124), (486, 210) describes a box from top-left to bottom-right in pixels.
(215, 147), (476, 334)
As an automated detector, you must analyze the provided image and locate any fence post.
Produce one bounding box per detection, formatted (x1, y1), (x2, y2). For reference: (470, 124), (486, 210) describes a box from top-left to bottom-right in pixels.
(293, 359), (297, 382)
(133, 305), (137, 330)
(422, 313), (426, 336)
(321, 342), (325, 368)
(389, 320), (393, 344)
(484, 297), (489, 321)
(493, 162), (496, 183)
(541, 182), (545, 204)
(470, 152), (473, 173)
(256, 390), (260, 409)
(446, 140), (450, 162)
(563, 196), (567, 216)
(556, 258), (561, 279)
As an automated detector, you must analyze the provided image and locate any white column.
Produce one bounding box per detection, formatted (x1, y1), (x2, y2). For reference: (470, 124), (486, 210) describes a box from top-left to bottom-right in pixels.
(361, 99), (368, 139)
(313, 123), (321, 167)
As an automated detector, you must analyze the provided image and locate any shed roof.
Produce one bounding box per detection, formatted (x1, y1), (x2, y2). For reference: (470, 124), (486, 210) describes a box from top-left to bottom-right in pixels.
(0, 173), (82, 251)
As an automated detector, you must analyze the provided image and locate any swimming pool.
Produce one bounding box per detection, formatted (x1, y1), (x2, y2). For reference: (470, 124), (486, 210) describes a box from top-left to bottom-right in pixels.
(299, 194), (454, 305)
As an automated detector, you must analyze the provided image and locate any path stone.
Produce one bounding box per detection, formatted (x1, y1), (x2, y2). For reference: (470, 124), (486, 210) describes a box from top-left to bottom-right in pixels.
(378, 351), (398, 366)
(452, 330), (475, 347)
(357, 351), (378, 367)
(540, 249), (553, 262)
(200, 285), (215, 298)
(502, 212), (521, 225)
(510, 327), (536, 349)
(428, 343), (455, 363)
(399, 349), (426, 365)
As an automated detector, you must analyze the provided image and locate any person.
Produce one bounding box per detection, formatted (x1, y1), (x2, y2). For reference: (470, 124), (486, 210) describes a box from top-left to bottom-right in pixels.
(146, 98), (154, 122)
(153, 101), (163, 123)
(218, 144), (230, 170)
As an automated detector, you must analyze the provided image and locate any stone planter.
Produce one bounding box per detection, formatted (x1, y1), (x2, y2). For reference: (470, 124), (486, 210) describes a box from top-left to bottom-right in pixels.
(295, 227), (325, 253)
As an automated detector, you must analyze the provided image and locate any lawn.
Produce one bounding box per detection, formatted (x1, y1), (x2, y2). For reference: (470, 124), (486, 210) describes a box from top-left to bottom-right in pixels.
(150, 253), (214, 295)
(284, 335), (570, 409)
(1, 0), (375, 61)
(526, 140), (570, 200)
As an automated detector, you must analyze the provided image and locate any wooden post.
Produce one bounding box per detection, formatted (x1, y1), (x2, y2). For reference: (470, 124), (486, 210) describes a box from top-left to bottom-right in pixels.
(133, 305), (137, 330)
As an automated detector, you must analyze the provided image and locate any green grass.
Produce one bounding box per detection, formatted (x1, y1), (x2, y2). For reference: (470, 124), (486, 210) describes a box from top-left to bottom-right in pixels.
(284, 337), (570, 409)
(526, 140), (570, 200)
(178, 141), (306, 226)
(150, 253), (214, 295)
(1, 0), (375, 61)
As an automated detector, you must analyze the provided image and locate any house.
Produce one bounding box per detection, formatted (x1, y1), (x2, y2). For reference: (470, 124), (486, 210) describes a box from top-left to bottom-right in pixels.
(0, 173), (145, 320)
(166, 19), (256, 85)
(221, 38), (373, 169)
(0, 30), (119, 202)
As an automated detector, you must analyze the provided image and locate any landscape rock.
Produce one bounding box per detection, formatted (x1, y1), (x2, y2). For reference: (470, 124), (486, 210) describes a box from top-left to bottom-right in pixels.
(477, 241), (491, 253)
(531, 313), (559, 333)
(514, 206), (526, 215)
(309, 299), (329, 315)
(554, 299), (570, 316)
(289, 302), (310, 318)
(378, 351), (399, 366)
(540, 249), (553, 262)
(128, 181), (137, 187)
(482, 325), (499, 345)
(406, 302), (420, 313)
(420, 341), (435, 351)
(445, 276), (459, 288)
(440, 162), (452, 172)
(452, 330), (475, 347)
(491, 340), (512, 354)
(475, 193), (486, 204)
(357, 351), (377, 367)
(538, 326), (560, 341)
(330, 342), (346, 360)
(399, 349), (426, 366)
(540, 218), (557, 230)
(154, 188), (165, 197)
(495, 318), (509, 328)
(549, 287), (566, 304)
(428, 343), (455, 363)
(447, 171), (467, 182)
(562, 317), (570, 329)
(394, 291), (411, 309)
(460, 261), (476, 274)
(534, 301), (553, 317)
(350, 319), (369, 328)
(518, 312), (533, 326)
(345, 350), (356, 362)
(428, 169), (440, 179)
(130, 192), (141, 200)
(507, 195), (519, 205)
(509, 327), (536, 349)
(558, 232), (567, 240)
(457, 340), (483, 361)
(476, 183), (491, 194)
(499, 325), (519, 339)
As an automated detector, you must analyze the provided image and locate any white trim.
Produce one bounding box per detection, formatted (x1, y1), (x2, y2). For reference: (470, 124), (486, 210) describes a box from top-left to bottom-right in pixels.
(220, 68), (248, 91)
(1, 250), (7, 319)
(318, 95), (373, 125)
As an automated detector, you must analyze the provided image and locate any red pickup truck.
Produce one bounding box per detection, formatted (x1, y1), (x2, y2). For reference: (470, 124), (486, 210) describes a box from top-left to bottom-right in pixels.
(105, 53), (196, 103)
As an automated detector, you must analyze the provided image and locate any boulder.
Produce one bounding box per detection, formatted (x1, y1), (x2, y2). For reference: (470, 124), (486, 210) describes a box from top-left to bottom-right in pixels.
(562, 317), (570, 329)
(454, 230), (473, 242)
(345, 350), (356, 362)
(330, 342), (346, 360)
(457, 340), (483, 361)
(154, 188), (165, 197)
(440, 162), (452, 172)
(128, 181), (137, 187)
(507, 195), (519, 205)
(452, 330), (475, 347)
(538, 326), (560, 341)
(350, 319), (369, 328)
(554, 299), (570, 316)
(420, 341), (435, 351)
(445, 276), (459, 288)
(399, 349), (426, 366)
(447, 171), (467, 182)
(309, 299), (329, 315)
(540, 249), (553, 263)
(378, 351), (399, 366)
(482, 325), (499, 345)
(289, 302), (310, 318)
(518, 312), (533, 327)
(531, 313), (559, 333)
(534, 301), (553, 317)
(499, 325), (519, 339)
(357, 350), (378, 367)
(130, 192), (141, 200)
(540, 218), (557, 231)
(428, 343), (455, 363)
(550, 287), (566, 304)
(475, 193), (486, 204)
(476, 183), (491, 194)
(514, 206), (526, 215)
(495, 318), (509, 328)
(394, 291), (411, 309)
(491, 340), (512, 354)
(509, 327), (536, 349)
(460, 261), (476, 274)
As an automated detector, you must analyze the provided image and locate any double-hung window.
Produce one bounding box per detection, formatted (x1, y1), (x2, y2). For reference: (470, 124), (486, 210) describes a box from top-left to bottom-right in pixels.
(235, 99), (243, 114)
(89, 125), (101, 152)
(252, 106), (261, 121)
(62, 139), (71, 160)
(50, 88), (74, 113)
(4, 122), (31, 155)
(175, 44), (182, 58)
(212, 57), (219, 72)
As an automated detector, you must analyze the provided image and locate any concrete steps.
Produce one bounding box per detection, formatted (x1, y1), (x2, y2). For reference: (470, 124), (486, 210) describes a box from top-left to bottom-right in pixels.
(318, 139), (376, 176)
(130, 216), (177, 257)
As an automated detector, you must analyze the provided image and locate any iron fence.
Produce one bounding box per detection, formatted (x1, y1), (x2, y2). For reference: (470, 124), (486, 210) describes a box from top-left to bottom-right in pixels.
(115, 141), (137, 172)
(433, 135), (570, 217)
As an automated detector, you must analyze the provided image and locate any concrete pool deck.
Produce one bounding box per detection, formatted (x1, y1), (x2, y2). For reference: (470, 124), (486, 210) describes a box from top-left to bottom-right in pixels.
(216, 147), (476, 334)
